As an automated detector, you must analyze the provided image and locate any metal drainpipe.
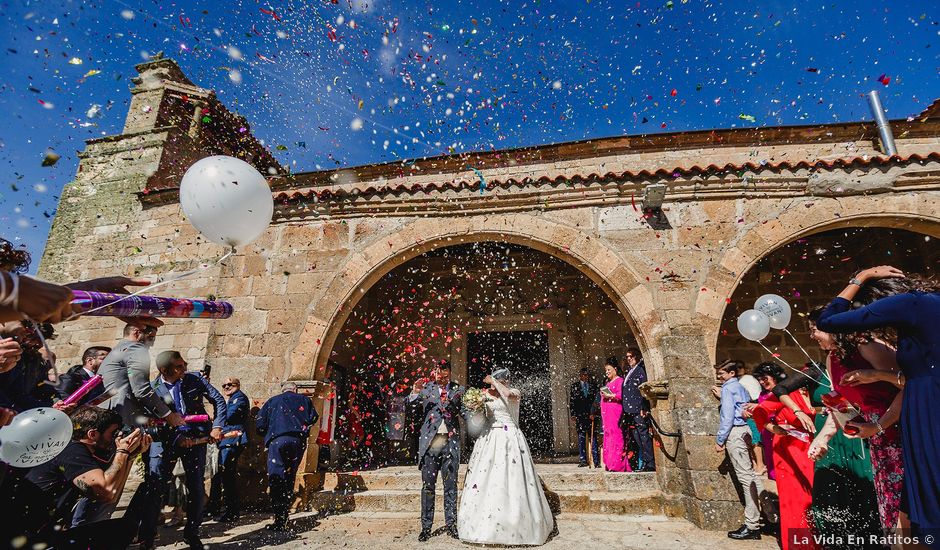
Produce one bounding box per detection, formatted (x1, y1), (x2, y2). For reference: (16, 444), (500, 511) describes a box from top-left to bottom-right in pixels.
(867, 90), (898, 156)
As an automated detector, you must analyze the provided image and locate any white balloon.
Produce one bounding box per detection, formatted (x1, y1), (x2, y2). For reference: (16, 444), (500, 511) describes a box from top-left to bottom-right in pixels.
(754, 294), (792, 330)
(179, 156), (274, 247)
(0, 408), (72, 467)
(737, 309), (771, 342)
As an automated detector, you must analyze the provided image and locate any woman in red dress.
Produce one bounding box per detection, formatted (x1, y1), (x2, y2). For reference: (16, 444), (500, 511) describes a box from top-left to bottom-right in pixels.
(752, 388), (818, 550)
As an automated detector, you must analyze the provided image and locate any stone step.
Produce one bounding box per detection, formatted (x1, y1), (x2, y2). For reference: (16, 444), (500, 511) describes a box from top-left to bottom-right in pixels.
(322, 467), (657, 493)
(309, 488), (663, 516)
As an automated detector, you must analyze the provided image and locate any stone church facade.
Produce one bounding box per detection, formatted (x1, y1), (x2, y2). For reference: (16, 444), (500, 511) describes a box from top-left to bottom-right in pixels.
(39, 57), (940, 529)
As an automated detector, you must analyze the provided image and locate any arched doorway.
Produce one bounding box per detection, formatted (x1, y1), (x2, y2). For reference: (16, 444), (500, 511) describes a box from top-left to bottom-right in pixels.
(717, 226), (938, 371)
(323, 241), (641, 470)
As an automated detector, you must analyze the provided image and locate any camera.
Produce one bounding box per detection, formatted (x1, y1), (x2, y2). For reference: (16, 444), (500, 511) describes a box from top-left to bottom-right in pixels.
(120, 423), (171, 441)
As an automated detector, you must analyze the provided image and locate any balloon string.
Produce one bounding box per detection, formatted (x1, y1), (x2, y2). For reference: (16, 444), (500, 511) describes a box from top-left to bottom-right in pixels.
(65, 247), (234, 321)
(757, 341), (832, 387)
(782, 328), (829, 381)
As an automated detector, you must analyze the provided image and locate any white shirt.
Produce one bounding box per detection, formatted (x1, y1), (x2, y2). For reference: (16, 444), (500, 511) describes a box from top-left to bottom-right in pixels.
(436, 385), (450, 434)
(738, 374), (762, 402)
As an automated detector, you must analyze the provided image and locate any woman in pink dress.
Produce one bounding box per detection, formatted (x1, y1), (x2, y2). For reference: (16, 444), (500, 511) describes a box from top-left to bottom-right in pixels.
(600, 359), (630, 472)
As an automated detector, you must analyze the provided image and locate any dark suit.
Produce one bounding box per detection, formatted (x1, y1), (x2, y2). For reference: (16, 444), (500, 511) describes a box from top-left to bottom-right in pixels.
(621, 360), (655, 470)
(569, 379), (600, 465)
(408, 380), (464, 532)
(256, 391), (318, 525)
(55, 365), (104, 405)
(209, 389), (250, 516)
(137, 372), (227, 544)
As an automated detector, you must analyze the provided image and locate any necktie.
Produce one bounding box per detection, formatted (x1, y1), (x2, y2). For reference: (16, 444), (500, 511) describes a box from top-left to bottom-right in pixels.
(440, 386), (448, 403)
(171, 381), (184, 415)
(582, 382), (588, 397)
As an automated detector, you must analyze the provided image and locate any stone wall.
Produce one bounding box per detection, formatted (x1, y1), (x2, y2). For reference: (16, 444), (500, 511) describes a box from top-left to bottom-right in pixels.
(38, 57), (940, 530)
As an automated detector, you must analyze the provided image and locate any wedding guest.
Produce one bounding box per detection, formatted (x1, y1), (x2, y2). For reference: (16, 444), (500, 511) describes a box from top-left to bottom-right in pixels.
(600, 357), (629, 472)
(6, 407), (151, 549)
(816, 266), (939, 542)
(56, 346), (110, 405)
(257, 382), (318, 532)
(803, 311), (883, 548)
(751, 362), (786, 480)
(721, 360), (765, 476)
(209, 377), (250, 522)
(0, 320), (58, 410)
(752, 381), (816, 550)
(715, 360), (762, 540)
(136, 351), (226, 550)
(621, 348), (654, 471)
(809, 306), (904, 530)
(569, 367), (600, 467)
(98, 320), (185, 430)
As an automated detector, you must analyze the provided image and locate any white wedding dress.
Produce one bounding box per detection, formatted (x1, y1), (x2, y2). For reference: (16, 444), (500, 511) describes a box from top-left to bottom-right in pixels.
(457, 392), (554, 546)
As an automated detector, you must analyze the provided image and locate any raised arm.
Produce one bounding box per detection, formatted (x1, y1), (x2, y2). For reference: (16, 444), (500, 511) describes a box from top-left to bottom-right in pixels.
(816, 266), (916, 334)
(200, 376), (228, 428)
(817, 294), (918, 334)
(488, 376), (520, 404)
(74, 429), (149, 503)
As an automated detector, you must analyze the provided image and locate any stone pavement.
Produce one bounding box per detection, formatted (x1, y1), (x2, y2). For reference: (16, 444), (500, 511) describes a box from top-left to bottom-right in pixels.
(149, 511), (778, 549)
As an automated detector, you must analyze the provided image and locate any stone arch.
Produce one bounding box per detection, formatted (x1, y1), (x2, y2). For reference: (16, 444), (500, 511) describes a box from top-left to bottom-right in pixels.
(286, 213), (667, 382)
(697, 195), (940, 361)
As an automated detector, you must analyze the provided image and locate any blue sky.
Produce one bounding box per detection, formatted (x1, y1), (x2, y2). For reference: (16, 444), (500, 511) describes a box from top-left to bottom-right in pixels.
(1, 0), (937, 267)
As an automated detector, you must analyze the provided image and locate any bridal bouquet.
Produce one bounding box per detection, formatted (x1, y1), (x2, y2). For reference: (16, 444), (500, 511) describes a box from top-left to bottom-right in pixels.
(463, 388), (486, 413)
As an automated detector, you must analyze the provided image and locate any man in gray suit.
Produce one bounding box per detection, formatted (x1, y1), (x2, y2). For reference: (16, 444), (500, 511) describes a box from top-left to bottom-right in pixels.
(408, 361), (464, 542)
(99, 318), (184, 429)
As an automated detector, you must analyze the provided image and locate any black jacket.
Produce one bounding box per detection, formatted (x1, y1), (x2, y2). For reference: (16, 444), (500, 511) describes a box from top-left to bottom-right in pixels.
(56, 365), (104, 405)
(569, 379), (599, 417)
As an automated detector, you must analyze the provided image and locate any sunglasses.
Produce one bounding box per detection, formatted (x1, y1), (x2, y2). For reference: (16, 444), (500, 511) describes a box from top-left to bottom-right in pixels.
(222, 383), (236, 389)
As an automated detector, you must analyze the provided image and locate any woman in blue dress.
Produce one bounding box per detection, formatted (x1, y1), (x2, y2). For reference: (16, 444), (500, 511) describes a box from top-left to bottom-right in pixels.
(816, 265), (940, 546)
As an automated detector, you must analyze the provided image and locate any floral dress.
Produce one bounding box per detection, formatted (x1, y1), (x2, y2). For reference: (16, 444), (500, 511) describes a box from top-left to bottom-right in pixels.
(829, 351), (904, 530)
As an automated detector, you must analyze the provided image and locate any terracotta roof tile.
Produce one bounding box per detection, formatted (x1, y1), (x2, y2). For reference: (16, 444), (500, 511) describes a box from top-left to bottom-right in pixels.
(273, 152), (940, 203)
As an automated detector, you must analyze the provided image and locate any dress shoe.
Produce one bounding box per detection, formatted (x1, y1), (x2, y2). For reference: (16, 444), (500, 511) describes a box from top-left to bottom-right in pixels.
(266, 522), (289, 532)
(183, 535), (205, 550)
(216, 513), (240, 523)
(418, 530), (431, 542)
(727, 525), (762, 540)
(578, 462), (588, 467)
(447, 525), (459, 539)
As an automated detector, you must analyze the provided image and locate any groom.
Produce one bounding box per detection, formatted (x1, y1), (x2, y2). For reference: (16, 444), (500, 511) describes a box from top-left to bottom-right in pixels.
(409, 360), (465, 542)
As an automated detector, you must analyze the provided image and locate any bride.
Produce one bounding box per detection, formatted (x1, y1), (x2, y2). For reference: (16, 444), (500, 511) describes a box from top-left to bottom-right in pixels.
(457, 368), (554, 546)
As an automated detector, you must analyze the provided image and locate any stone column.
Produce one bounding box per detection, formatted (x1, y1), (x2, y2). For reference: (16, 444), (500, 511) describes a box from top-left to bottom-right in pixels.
(653, 329), (747, 530)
